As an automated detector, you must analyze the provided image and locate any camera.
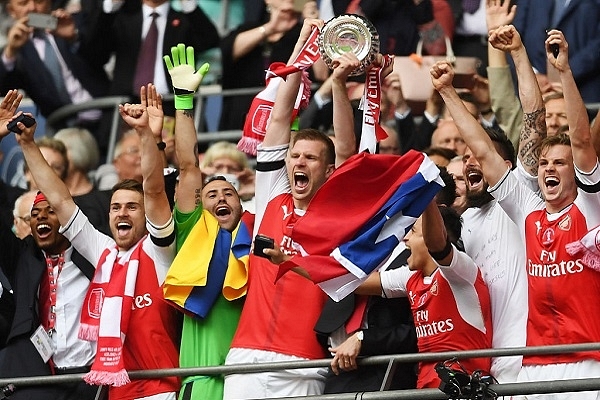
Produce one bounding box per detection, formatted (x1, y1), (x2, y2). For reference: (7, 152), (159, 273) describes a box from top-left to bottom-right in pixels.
(435, 359), (497, 400)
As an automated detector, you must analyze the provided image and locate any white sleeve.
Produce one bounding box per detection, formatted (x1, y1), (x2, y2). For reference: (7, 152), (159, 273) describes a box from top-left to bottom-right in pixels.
(437, 247), (479, 285)
(254, 143), (290, 235)
(380, 266), (414, 298)
(59, 206), (115, 267)
(489, 166), (544, 231)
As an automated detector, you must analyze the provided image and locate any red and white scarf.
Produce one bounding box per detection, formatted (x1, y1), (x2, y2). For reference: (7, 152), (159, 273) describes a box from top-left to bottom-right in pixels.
(237, 27), (320, 156)
(79, 239), (144, 387)
(358, 54), (394, 153)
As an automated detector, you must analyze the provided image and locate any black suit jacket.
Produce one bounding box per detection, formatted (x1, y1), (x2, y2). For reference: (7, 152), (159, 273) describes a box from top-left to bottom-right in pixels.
(0, 214), (94, 383)
(0, 35), (109, 118)
(81, 4), (219, 102)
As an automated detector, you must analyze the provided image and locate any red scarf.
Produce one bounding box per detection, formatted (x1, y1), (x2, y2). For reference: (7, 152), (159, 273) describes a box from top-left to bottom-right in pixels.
(358, 54), (393, 153)
(237, 27), (320, 156)
(79, 238), (144, 386)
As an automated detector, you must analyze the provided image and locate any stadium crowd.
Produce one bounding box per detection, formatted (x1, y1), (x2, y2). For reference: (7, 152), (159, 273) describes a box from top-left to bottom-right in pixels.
(1, 0), (600, 399)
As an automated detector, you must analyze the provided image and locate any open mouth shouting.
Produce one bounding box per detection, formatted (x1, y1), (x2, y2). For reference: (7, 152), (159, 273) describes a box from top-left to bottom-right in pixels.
(293, 171), (309, 192)
(215, 204), (232, 218)
(544, 175), (560, 194)
(466, 168), (484, 191)
(36, 223), (53, 240)
(116, 220), (133, 238)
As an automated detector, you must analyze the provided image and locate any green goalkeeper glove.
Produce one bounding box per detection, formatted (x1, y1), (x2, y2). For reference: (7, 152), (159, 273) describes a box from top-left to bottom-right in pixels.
(163, 43), (210, 110)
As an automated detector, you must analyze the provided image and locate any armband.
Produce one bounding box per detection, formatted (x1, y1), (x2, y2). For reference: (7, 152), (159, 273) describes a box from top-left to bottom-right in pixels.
(428, 238), (452, 261)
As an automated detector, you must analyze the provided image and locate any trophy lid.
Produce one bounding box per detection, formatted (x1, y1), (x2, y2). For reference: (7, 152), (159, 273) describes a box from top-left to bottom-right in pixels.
(318, 14), (380, 76)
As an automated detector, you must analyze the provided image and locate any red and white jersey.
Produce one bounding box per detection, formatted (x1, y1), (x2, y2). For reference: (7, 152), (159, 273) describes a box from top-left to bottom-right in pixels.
(381, 249), (493, 388)
(61, 207), (180, 400)
(491, 164), (600, 365)
(230, 144), (327, 360)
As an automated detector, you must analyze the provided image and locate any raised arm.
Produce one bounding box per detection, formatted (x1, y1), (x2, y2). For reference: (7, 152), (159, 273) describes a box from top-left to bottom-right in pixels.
(431, 61), (508, 187)
(547, 29), (597, 172)
(421, 200), (451, 265)
(163, 44), (210, 213)
(330, 52), (359, 166)
(15, 116), (76, 226)
(485, 0), (523, 149)
(119, 85), (171, 227)
(489, 25), (545, 175)
(262, 18), (324, 148)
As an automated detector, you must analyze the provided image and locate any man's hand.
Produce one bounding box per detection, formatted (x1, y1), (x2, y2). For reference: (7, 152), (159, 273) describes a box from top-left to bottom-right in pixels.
(262, 245), (290, 265)
(12, 112), (38, 145)
(486, 0), (517, 32)
(488, 24), (523, 53)
(144, 84), (164, 139)
(546, 29), (570, 73)
(4, 18), (32, 59)
(331, 52), (361, 84)
(164, 43), (209, 110)
(0, 90), (23, 138)
(329, 332), (362, 375)
(430, 61), (455, 92)
(52, 9), (77, 41)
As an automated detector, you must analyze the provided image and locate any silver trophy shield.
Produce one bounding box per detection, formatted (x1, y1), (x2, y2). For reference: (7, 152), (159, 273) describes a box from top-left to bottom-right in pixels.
(318, 14), (380, 76)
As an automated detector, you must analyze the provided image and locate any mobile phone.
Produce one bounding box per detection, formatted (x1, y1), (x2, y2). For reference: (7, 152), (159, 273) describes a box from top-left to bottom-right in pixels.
(253, 234), (275, 258)
(549, 43), (559, 58)
(28, 13), (58, 31)
(7, 114), (36, 134)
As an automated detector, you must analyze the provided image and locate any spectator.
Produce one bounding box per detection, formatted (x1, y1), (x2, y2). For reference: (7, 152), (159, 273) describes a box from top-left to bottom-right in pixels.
(0, 0), (108, 135)
(430, 119), (466, 155)
(355, 0), (434, 56)
(80, 0), (218, 112)
(424, 145), (457, 167)
(23, 137), (68, 191)
(432, 28), (600, 397)
(94, 129), (142, 191)
(12, 189), (36, 239)
(451, 0), (489, 76)
(16, 84), (180, 399)
(543, 91), (567, 137)
(218, 0), (328, 131)
(513, 0), (600, 103)
(54, 127), (111, 235)
(162, 46), (251, 400)
(358, 200), (493, 389)
(378, 123), (401, 155)
(222, 20), (360, 399)
(0, 90), (99, 400)
(53, 127), (100, 196)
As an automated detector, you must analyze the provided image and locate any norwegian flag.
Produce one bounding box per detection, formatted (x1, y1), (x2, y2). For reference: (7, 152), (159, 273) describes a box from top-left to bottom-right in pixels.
(278, 150), (444, 300)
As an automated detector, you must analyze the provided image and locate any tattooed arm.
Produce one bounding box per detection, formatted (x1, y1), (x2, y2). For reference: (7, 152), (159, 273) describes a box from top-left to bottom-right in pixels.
(175, 108), (203, 213)
(489, 25), (546, 175)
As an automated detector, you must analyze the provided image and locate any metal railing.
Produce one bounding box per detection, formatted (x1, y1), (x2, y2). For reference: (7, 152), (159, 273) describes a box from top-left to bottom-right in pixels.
(3, 342), (600, 398)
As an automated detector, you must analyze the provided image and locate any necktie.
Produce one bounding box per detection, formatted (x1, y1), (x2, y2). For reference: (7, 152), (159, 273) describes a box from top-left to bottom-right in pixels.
(462, 0), (480, 14)
(37, 31), (70, 104)
(133, 12), (159, 94)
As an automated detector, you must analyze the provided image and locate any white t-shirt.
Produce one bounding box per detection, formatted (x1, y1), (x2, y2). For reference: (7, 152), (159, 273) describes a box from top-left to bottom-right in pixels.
(462, 199), (528, 383)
